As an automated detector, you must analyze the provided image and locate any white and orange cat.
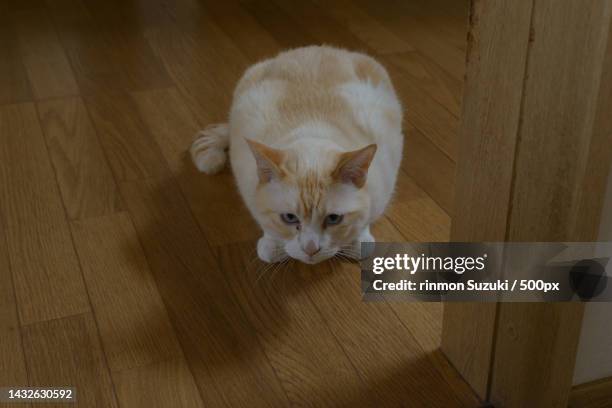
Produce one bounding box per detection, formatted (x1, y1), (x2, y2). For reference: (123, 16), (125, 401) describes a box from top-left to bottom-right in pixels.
(190, 46), (403, 264)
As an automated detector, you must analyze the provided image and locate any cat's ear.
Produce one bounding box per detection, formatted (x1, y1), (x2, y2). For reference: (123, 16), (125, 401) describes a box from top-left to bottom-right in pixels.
(245, 138), (285, 183)
(332, 144), (377, 188)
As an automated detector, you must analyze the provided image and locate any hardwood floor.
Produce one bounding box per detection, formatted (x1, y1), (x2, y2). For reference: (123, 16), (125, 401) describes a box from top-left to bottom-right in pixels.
(0, 0), (476, 406)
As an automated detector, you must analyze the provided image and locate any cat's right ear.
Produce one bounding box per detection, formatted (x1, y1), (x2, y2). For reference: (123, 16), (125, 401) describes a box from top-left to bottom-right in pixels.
(245, 138), (285, 183)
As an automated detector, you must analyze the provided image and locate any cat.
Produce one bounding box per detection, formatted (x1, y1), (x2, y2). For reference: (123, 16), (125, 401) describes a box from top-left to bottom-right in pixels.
(190, 45), (403, 264)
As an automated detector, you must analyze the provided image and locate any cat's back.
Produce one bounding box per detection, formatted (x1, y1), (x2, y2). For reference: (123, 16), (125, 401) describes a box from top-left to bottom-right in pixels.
(234, 45), (391, 96)
(229, 46), (403, 219)
(230, 46), (401, 145)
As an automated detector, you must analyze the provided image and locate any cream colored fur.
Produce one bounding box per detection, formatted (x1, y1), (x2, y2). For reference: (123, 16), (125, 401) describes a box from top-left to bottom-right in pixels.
(191, 46), (403, 264)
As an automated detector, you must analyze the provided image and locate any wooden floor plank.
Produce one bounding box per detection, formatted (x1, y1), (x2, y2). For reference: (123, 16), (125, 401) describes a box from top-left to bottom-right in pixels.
(84, 91), (170, 181)
(381, 55), (459, 160)
(402, 123), (456, 215)
(199, 0), (281, 61)
(386, 171), (451, 242)
(384, 51), (463, 117)
(113, 358), (205, 408)
(354, 0), (466, 81)
(570, 377), (612, 408)
(70, 212), (184, 372)
(368, 216), (480, 407)
(146, 12), (249, 127)
(46, 0), (130, 95)
(0, 103), (89, 324)
(0, 228), (30, 408)
(0, 20), (32, 106)
(0, 103), (68, 228)
(269, 0), (369, 51)
(21, 313), (119, 408)
(132, 88), (260, 246)
(38, 97), (123, 220)
(386, 0), (468, 53)
(217, 242), (370, 406)
(12, 9), (79, 100)
(310, 0), (414, 54)
(47, 0), (171, 95)
(304, 259), (470, 407)
(238, 0), (317, 50)
(81, 0), (174, 91)
(119, 178), (290, 407)
(5, 222), (90, 325)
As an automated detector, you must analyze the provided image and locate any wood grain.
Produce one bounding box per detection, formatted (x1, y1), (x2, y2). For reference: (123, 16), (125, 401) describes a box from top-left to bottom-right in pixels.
(0, 228), (30, 408)
(38, 97), (123, 220)
(6, 222), (90, 325)
(12, 9), (79, 100)
(239, 0), (317, 50)
(47, 0), (171, 95)
(119, 178), (289, 407)
(113, 358), (204, 408)
(217, 242), (368, 406)
(441, 0), (534, 399)
(83, 0), (174, 92)
(0, 19), (32, 105)
(354, 0), (466, 81)
(84, 91), (169, 181)
(382, 57), (459, 159)
(490, 2), (612, 407)
(0, 103), (89, 324)
(132, 88), (260, 246)
(507, 0), (612, 242)
(402, 123), (456, 214)
(570, 376), (612, 408)
(384, 51), (462, 117)
(304, 259), (475, 407)
(199, 0), (280, 61)
(21, 313), (118, 408)
(449, 0), (533, 241)
(0, 103), (66, 229)
(386, 171), (451, 242)
(570, 21), (612, 241)
(71, 212), (183, 371)
(310, 0), (414, 54)
(443, 1), (612, 406)
(145, 12), (249, 127)
(370, 213), (480, 407)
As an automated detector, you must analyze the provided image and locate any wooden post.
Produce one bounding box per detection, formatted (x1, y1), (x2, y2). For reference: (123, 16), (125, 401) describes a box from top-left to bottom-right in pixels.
(441, 1), (612, 406)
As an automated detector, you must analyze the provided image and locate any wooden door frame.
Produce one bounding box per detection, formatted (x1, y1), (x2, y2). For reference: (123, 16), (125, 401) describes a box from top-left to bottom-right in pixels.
(441, 1), (612, 407)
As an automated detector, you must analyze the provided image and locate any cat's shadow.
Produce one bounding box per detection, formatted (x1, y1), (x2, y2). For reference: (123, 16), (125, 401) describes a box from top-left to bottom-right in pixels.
(117, 152), (353, 378)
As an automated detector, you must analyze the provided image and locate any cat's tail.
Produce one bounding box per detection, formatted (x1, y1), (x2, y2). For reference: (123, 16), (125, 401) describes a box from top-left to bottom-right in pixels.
(190, 123), (229, 174)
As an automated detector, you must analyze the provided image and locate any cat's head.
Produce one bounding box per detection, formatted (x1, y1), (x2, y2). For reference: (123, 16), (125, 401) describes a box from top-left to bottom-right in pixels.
(247, 139), (376, 264)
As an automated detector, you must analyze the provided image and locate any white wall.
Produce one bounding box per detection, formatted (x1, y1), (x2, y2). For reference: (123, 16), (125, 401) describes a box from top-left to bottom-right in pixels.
(573, 164), (612, 385)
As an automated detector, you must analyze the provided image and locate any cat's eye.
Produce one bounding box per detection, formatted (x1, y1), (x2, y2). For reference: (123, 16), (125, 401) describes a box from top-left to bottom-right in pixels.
(325, 213), (344, 226)
(281, 213), (300, 225)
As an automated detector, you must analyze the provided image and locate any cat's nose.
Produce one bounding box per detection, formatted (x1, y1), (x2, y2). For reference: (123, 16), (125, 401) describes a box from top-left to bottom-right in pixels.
(304, 240), (320, 256)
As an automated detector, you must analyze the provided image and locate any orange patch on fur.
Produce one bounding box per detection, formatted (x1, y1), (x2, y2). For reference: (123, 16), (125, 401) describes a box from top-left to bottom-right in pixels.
(354, 57), (387, 86)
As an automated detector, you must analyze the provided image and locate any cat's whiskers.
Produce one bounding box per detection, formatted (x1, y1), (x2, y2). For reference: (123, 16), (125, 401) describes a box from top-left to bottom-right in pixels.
(270, 257), (291, 281)
(255, 250), (290, 283)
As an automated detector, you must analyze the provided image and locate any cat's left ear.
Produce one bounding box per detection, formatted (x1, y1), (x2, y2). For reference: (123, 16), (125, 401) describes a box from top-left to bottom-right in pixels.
(332, 144), (377, 188)
(245, 138), (285, 183)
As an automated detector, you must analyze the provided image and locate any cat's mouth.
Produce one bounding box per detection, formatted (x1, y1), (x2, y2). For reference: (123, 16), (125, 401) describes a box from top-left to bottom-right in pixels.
(290, 247), (344, 265)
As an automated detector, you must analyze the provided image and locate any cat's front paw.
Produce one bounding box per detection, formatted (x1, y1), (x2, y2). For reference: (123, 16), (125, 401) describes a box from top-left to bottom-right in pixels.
(257, 236), (286, 263)
(343, 227), (376, 260)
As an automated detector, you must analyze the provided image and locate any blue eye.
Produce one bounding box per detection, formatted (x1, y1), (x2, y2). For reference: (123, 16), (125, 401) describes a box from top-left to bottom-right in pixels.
(281, 213), (300, 224)
(325, 213), (343, 226)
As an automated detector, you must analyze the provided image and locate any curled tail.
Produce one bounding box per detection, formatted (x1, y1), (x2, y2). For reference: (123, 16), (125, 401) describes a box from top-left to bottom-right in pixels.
(190, 123), (229, 174)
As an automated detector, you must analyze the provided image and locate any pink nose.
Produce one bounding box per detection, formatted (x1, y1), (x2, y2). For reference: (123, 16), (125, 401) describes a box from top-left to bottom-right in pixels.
(304, 240), (320, 256)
